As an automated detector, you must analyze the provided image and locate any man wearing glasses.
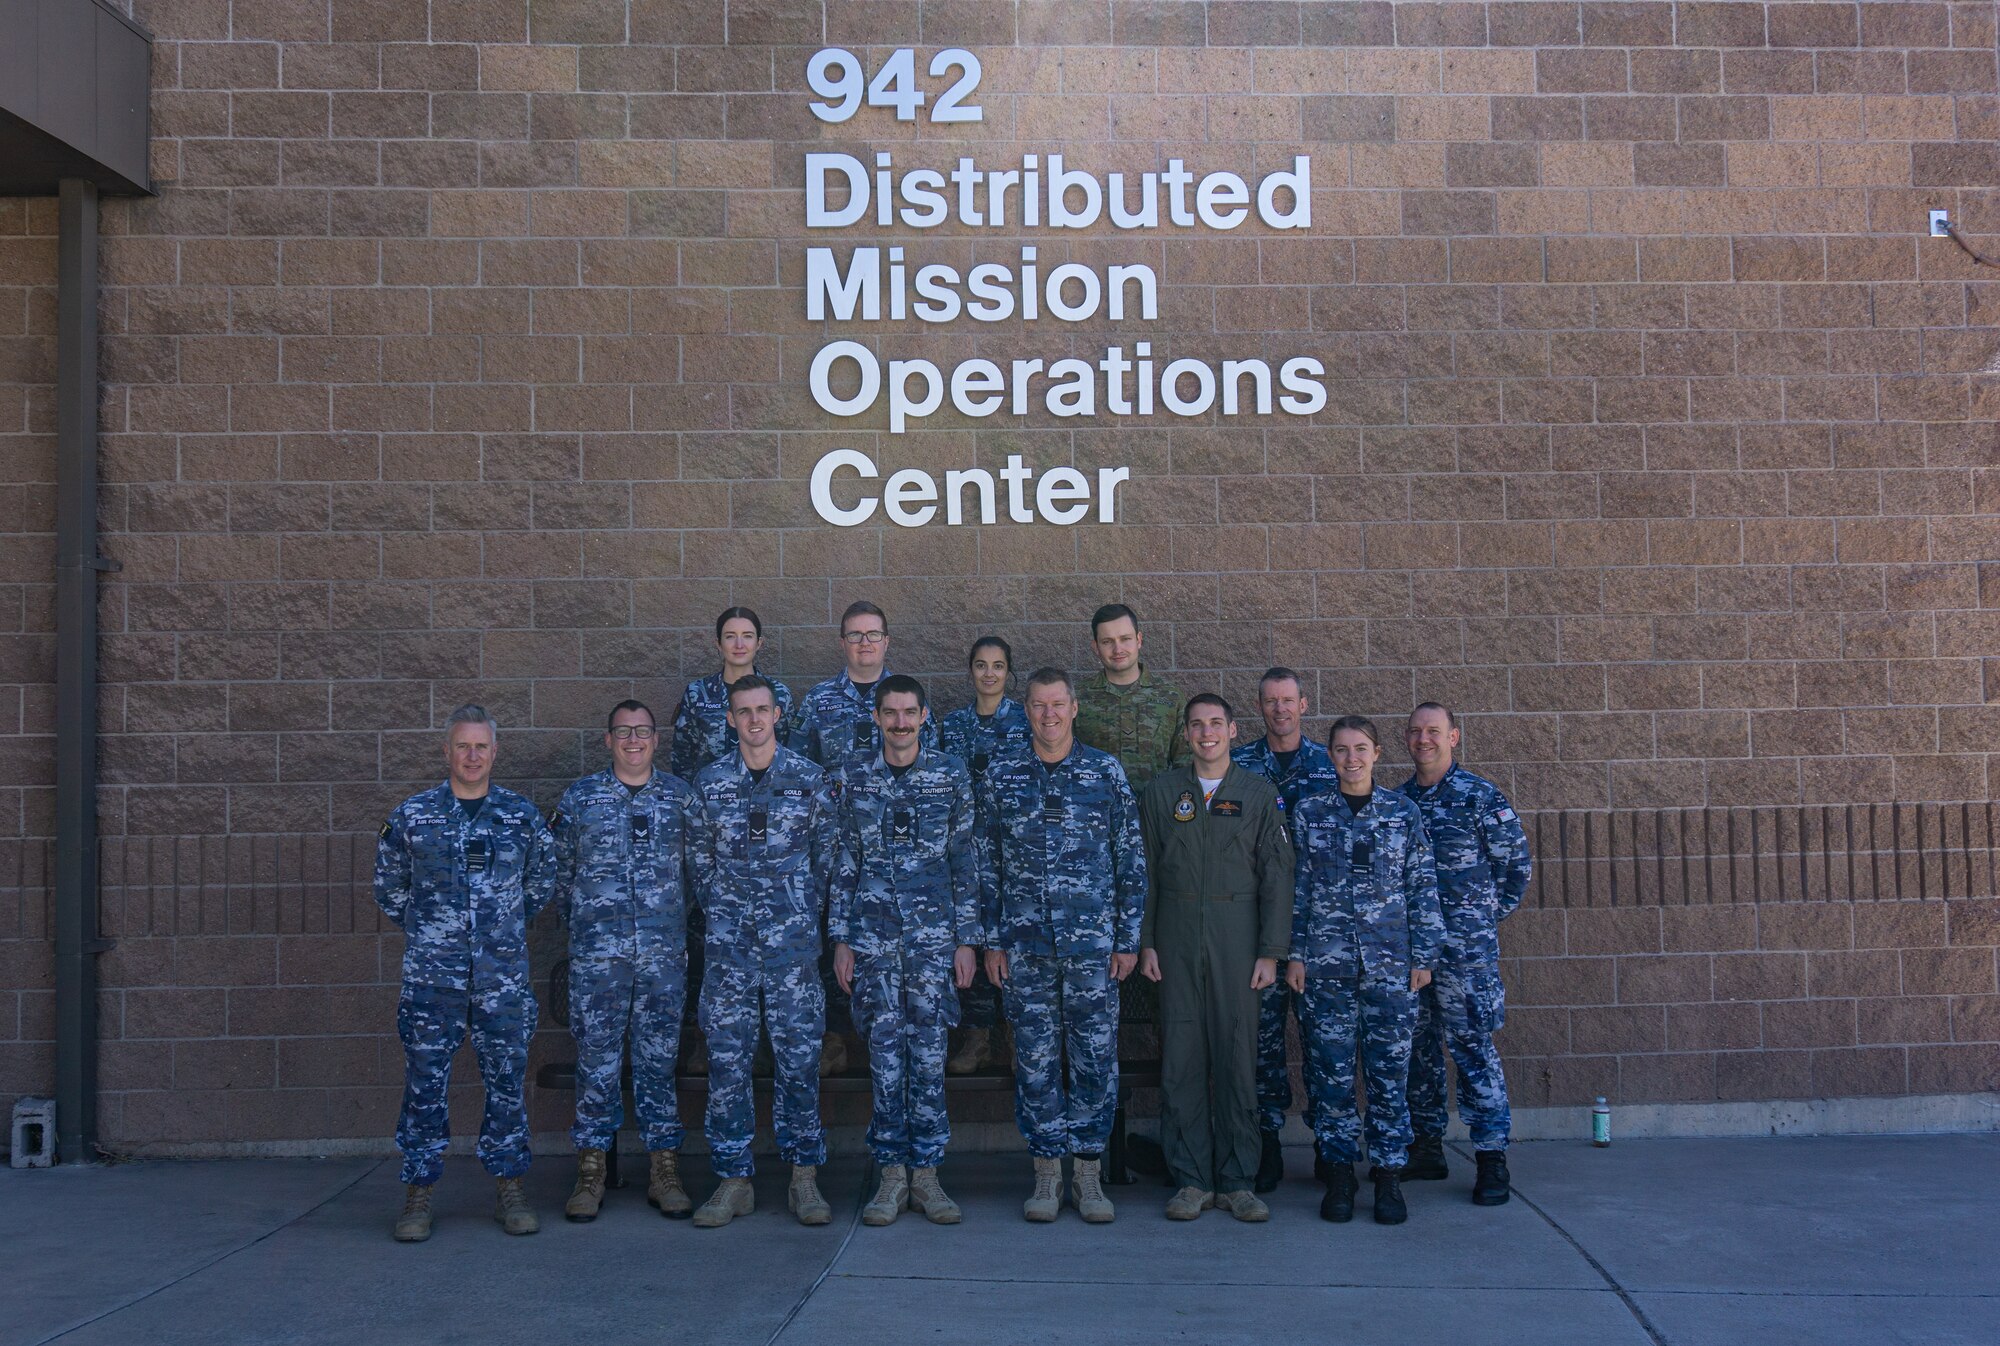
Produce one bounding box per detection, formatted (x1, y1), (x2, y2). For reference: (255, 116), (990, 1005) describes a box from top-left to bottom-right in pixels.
(784, 600), (935, 1074)
(784, 601), (937, 766)
(550, 700), (698, 1223)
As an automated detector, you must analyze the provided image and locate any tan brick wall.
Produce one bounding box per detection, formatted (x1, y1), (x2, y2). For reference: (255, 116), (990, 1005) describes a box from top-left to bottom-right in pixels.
(0, 196), (57, 1120)
(5, 1), (2000, 1147)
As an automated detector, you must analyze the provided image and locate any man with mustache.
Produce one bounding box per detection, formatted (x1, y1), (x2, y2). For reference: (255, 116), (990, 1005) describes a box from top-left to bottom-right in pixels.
(828, 676), (981, 1227)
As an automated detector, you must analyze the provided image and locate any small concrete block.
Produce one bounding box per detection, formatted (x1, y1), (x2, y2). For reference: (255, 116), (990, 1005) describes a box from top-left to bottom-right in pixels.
(10, 1097), (55, 1168)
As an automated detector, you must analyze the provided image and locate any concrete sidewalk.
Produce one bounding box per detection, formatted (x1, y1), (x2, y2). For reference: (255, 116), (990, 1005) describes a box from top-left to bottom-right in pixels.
(7, 1135), (1996, 1346)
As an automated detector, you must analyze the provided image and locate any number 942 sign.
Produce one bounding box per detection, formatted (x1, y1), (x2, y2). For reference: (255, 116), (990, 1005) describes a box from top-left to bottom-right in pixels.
(807, 48), (983, 124)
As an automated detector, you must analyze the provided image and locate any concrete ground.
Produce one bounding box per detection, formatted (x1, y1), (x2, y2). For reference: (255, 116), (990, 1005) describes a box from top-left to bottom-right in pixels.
(7, 1135), (1996, 1346)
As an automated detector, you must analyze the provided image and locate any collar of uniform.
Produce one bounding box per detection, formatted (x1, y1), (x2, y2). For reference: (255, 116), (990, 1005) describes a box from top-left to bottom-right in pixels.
(833, 667), (889, 702)
(863, 745), (932, 778)
(1168, 759), (1234, 790)
(1403, 762), (1459, 799)
(1031, 740), (1082, 772)
(596, 766), (657, 796)
(726, 743), (792, 781)
(1087, 663), (1153, 695)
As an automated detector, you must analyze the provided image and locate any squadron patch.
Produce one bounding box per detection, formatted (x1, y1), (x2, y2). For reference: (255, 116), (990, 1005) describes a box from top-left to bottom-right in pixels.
(1173, 792), (1197, 823)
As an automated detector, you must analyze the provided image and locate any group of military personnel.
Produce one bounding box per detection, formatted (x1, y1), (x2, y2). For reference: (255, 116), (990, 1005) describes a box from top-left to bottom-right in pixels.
(372, 601), (1531, 1240)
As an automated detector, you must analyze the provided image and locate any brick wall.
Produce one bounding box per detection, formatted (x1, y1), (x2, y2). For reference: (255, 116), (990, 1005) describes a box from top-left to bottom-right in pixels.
(3, 1), (1999, 1149)
(0, 195), (57, 1125)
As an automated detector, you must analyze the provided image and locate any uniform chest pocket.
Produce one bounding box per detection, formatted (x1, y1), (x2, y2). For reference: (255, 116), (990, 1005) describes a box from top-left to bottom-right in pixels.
(759, 798), (812, 853)
(1374, 822), (1409, 868)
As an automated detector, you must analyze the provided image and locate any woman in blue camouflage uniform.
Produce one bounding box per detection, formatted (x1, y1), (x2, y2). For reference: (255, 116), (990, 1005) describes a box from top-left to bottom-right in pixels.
(1287, 715), (1442, 1228)
(667, 607), (792, 1075)
(668, 608), (793, 781)
(936, 635), (1031, 1074)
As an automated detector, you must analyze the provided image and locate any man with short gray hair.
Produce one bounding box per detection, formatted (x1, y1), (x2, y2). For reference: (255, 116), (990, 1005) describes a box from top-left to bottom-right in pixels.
(1398, 702), (1532, 1207)
(374, 705), (557, 1242)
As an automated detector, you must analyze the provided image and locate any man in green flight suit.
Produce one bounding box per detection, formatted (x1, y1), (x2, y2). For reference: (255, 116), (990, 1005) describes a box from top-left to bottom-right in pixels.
(1074, 604), (1188, 791)
(1138, 694), (1295, 1221)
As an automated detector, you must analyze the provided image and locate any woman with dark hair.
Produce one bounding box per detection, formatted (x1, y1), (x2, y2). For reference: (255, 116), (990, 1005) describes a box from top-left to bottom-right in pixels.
(935, 635), (1031, 1074)
(668, 607), (794, 781)
(936, 636), (1031, 779)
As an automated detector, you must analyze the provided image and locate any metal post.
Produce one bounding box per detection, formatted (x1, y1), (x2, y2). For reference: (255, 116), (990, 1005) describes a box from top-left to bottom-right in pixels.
(54, 176), (102, 1163)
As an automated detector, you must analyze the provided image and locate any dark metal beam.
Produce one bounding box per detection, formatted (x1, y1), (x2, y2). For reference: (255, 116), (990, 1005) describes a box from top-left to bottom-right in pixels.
(55, 177), (104, 1164)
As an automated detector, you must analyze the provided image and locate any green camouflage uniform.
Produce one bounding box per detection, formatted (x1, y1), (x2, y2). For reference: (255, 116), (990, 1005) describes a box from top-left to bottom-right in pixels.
(1075, 664), (1187, 1035)
(1074, 666), (1188, 793)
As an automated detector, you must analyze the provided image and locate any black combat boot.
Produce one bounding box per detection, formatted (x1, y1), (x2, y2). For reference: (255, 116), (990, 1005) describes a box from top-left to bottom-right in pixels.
(1370, 1166), (1407, 1225)
(1404, 1134), (1448, 1181)
(1254, 1130), (1284, 1193)
(1313, 1139), (1334, 1184)
(1472, 1149), (1511, 1206)
(1318, 1163), (1357, 1223)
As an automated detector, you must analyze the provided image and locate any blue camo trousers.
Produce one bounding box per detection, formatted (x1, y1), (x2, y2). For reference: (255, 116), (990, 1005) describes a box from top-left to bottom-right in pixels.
(1298, 975), (1418, 1171)
(699, 957), (827, 1177)
(1256, 983), (1330, 1136)
(568, 956), (685, 1153)
(395, 981), (535, 1186)
(851, 953), (960, 1168)
(1410, 960), (1512, 1150)
(1001, 953), (1120, 1159)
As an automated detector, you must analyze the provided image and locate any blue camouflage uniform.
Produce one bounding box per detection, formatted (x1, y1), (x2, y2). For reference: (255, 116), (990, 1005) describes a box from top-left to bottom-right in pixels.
(669, 670), (793, 781)
(937, 697), (1032, 1031)
(828, 748), (981, 1169)
(1290, 789), (1442, 1171)
(785, 669), (936, 1038)
(667, 670), (793, 1034)
(977, 743), (1147, 1158)
(1231, 736), (1344, 1137)
(688, 746), (834, 1177)
(552, 768), (696, 1154)
(1398, 764), (1531, 1152)
(374, 783), (557, 1187)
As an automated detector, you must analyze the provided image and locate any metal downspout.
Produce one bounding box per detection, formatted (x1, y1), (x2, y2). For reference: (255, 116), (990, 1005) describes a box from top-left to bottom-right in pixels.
(54, 176), (107, 1163)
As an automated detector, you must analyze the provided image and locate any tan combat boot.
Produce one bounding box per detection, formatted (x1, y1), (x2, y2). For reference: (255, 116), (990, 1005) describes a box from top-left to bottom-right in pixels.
(862, 1164), (908, 1226)
(909, 1167), (962, 1225)
(945, 1027), (991, 1075)
(648, 1149), (692, 1218)
(1166, 1186), (1213, 1221)
(1072, 1156), (1115, 1224)
(494, 1176), (539, 1235)
(565, 1148), (607, 1222)
(392, 1183), (433, 1242)
(1218, 1189), (1271, 1223)
(789, 1164), (833, 1225)
(692, 1177), (755, 1228)
(817, 1033), (848, 1078)
(1023, 1155), (1063, 1223)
